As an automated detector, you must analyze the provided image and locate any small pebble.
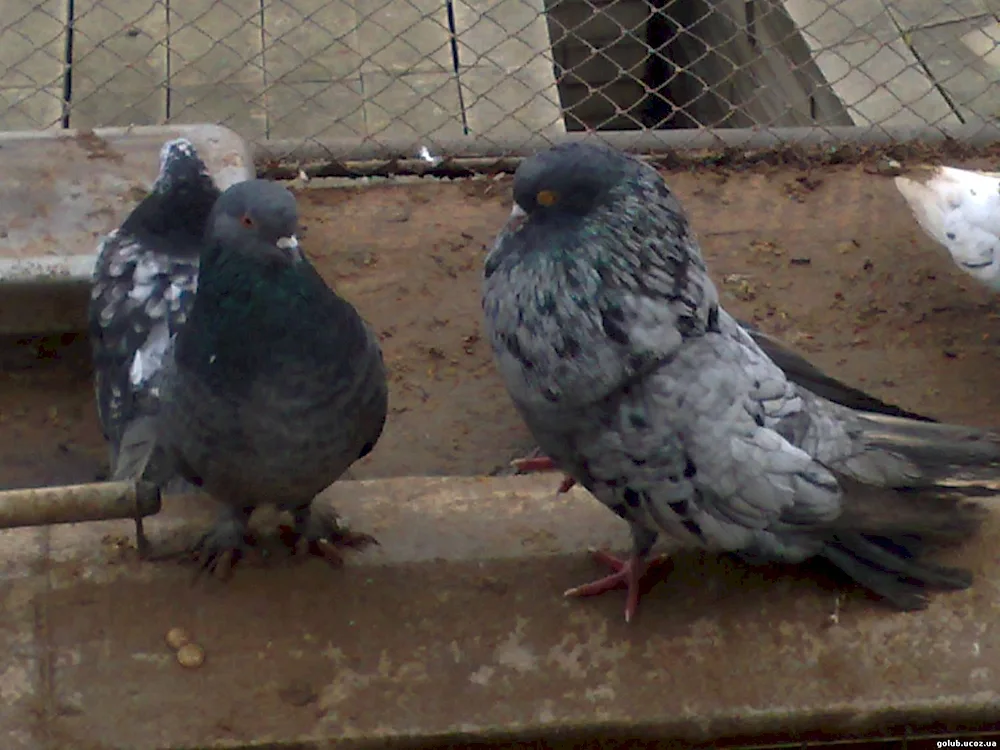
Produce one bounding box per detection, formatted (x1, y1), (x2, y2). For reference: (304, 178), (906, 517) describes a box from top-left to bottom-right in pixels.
(165, 627), (191, 651)
(177, 643), (205, 669)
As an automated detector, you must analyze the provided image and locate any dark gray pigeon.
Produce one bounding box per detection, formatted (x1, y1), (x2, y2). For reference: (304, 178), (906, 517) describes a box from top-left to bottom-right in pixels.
(482, 141), (999, 621)
(89, 138), (219, 555)
(154, 179), (388, 576)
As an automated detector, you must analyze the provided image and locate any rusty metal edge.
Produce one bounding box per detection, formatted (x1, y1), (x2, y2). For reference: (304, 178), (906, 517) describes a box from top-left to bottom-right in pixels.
(253, 123), (1000, 178)
(171, 700), (1000, 750)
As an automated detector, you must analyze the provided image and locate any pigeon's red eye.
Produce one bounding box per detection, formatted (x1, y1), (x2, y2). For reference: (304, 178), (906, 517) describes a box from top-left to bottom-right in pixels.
(241, 214), (254, 228)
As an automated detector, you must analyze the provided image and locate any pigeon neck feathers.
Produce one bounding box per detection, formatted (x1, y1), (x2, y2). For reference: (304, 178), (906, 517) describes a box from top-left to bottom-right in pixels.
(178, 235), (365, 375)
(121, 171), (219, 256)
(490, 159), (711, 309)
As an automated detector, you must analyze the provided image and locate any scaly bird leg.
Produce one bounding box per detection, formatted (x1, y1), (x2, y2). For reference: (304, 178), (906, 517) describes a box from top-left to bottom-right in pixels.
(509, 453), (577, 493)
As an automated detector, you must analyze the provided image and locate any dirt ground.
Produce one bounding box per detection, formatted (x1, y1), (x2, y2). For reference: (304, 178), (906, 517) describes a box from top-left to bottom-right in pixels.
(3, 158), (1000, 491)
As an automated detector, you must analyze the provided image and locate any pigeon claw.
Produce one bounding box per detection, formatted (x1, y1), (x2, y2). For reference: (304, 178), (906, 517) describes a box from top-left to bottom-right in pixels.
(278, 523), (379, 569)
(328, 528), (380, 551)
(564, 549), (672, 623)
(313, 538), (347, 567)
(190, 530), (257, 582)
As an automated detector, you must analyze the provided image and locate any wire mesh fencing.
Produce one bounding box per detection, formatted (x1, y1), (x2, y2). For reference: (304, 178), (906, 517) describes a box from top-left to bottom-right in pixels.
(0, 0), (999, 167)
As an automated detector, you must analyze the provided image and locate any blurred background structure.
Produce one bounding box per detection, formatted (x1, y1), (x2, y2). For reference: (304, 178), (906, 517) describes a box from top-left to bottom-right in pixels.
(2, 0), (999, 164)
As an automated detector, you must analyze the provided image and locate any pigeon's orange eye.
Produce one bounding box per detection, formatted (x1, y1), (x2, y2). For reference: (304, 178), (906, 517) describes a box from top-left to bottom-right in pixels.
(241, 214), (255, 228)
(536, 190), (558, 207)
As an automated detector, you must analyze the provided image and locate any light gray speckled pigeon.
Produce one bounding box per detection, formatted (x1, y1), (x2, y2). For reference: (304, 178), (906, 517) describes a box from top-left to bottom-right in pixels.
(510, 317), (938, 491)
(482, 141), (999, 621)
(89, 138), (219, 555)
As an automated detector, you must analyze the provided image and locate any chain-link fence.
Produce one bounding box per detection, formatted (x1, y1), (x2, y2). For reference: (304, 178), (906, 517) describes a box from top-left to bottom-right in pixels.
(1, 0), (999, 167)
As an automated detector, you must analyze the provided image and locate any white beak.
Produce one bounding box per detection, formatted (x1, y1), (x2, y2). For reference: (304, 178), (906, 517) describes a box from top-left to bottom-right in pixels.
(506, 203), (528, 231)
(276, 234), (303, 261)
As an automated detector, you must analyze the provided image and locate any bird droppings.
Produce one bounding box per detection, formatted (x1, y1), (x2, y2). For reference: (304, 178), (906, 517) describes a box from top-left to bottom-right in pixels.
(70, 130), (125, 164)
(165, 627), (191, 651)
(176, 643), (205, 669)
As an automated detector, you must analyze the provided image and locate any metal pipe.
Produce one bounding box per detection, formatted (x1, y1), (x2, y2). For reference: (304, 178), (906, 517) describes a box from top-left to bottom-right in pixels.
(253, 122), (1000, 171)
(0, 480), (161, 529)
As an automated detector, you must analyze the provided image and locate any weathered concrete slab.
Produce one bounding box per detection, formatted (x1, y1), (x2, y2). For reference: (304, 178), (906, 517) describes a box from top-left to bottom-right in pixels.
(813, 37), (961, 127)
(0, 0), (66, 131)
(67, 0), (168, 128)
(266, 79), (367, 139)
(0, 124), (254, 334)
(453, 0), (566, 140)
(459, 64), (566, 141)
(168, 0), (264, 87)
(1, 0), (572, 144)
(261, 0), (361, 83)
(0, 0), (67, 90)
(356, 0), (454, 74)
(0, 474), (999, 748)
(169, 82), (268, 140)
(782, 0), (1000, 127)
(0, 87), (64, 131)
(779, 0), (899, 46)
(909, 18), (1000, 122)
(888, 0), (993, 29)
(361, 71), (465, 142)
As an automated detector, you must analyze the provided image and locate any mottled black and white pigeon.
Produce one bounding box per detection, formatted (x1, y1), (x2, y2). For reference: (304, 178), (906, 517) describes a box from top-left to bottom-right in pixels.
(89, 137), (219, 554)
(154, 179), (388, 576)
(482, 141), (1000, 621)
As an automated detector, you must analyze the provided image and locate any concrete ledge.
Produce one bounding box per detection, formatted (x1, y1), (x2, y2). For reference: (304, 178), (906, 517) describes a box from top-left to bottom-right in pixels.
(0, 123), (254, 335)
(780, 0), (961, 128)
(1, 474), (998, 748)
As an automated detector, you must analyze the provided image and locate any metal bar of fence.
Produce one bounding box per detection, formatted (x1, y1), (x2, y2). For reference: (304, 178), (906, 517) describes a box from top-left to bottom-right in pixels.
(253, 123), (1000, 178)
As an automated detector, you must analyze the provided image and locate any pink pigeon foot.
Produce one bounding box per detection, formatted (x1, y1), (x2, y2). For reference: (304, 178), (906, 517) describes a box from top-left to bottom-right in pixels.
(564, 549), (673, 623)
(510, 453), (577, 493)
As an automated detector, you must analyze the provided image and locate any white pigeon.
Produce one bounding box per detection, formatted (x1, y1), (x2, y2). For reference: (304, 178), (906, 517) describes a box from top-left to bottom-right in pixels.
(895, 166), (1000, 291)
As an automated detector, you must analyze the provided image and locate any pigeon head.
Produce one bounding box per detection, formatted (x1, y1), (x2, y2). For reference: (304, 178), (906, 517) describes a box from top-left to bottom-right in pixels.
(151, 138), (212, 195)
(509, 142), (637, 225)
(208, 179), (302, 265)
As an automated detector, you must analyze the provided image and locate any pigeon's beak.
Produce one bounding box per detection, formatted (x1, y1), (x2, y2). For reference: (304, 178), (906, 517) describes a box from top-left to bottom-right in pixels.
(507, 202), (528, 232)
(276, 234), (303, 262)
